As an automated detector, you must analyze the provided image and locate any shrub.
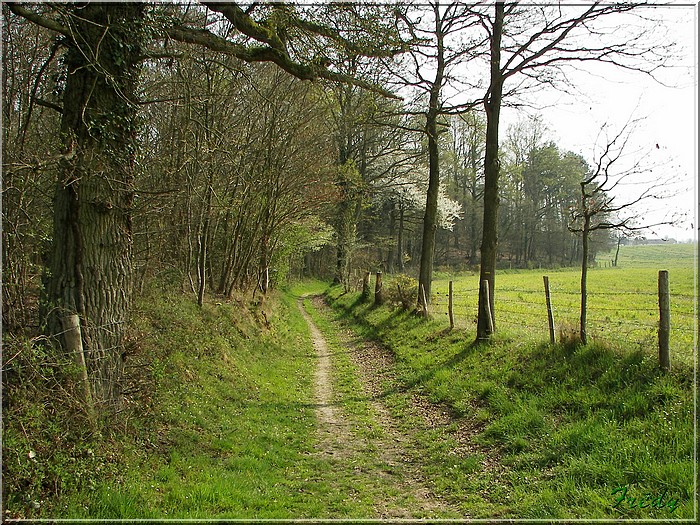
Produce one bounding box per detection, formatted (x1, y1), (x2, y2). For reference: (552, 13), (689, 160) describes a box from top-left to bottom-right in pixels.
(384, 274), (418, 310)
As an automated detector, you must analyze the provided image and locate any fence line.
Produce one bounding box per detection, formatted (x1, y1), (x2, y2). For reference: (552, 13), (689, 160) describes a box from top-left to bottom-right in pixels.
(417, 270), (695, 370)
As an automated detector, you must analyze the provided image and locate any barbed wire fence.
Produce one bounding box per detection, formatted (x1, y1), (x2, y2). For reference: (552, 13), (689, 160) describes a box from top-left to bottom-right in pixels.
(425, 272), (695, 369)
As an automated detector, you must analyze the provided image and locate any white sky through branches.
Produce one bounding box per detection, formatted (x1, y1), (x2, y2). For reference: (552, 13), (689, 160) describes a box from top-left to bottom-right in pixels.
(498, 2), (697, 242)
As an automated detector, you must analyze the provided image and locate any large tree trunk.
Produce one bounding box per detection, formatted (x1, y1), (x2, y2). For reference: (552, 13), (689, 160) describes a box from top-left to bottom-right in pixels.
(45, 3), (144, 409)
(418, 107), (440, 304)
(476, 2), (505, 340)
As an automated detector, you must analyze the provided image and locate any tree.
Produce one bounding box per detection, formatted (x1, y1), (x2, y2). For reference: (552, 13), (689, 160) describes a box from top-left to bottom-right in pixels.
(499, 118), (588, 267)
(7, 0), (407, 411)
(569, 119), (678, 344)
(7, 2), (148, 407)
(471, 2), (677, 340)
(2, 8), (61, 331)
(385, 2), (483, 306)
(444, 112), (486, 266)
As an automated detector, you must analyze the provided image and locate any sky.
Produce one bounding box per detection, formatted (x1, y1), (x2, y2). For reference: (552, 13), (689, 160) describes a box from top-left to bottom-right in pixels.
(501, 2), (697, 242)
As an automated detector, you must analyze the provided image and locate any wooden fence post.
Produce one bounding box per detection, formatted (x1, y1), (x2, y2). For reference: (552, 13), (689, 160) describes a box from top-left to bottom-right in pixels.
(543, 275), (555, 344)
(448, 280), (454, 329)
(374, 271), (384, 305)
(361, 271), (370, 301)
(658, 270), (671, 372)
(61, 314), (95, 421)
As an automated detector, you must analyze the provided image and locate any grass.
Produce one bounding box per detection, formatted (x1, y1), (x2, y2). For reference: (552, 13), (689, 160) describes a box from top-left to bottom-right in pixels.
(4, 243), (695, 519)
(5, 280), (374, 519)
(324, 245), (696, 520)
(55, 280), (392, 519)
(327, 247), (696, 520)
(426, 243), (696, 366)
(5, 279), (460, 519)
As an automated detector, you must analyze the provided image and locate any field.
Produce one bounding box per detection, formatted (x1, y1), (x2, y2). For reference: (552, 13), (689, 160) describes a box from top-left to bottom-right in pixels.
(3, 243), (695, 519)
(326, 244), (696, 518)
(427, 243), (696, 367)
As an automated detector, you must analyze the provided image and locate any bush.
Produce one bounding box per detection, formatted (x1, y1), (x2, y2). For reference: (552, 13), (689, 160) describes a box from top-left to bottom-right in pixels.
(384, 274), (418, 310)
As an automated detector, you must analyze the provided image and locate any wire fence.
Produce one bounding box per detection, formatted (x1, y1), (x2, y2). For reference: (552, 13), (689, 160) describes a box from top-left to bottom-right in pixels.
(426, 273), (696, 367)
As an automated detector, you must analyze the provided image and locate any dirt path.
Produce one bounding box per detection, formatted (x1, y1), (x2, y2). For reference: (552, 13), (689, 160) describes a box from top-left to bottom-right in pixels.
(297, 296), (461, 518)
(297, 297), (354, 456)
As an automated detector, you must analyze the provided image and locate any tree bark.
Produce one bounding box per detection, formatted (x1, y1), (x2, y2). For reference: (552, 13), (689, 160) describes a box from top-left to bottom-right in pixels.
(387, 201), (397, 273)
(397, 199), (405, 272)
(45, 3), (144, 409)
(580, 211), (591, 345)
(476, 2), (505, 340)
(197, 182), (213, 306)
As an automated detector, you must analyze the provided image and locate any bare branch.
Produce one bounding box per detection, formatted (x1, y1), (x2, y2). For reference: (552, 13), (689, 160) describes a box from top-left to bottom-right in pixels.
(6, 2), (72, 39)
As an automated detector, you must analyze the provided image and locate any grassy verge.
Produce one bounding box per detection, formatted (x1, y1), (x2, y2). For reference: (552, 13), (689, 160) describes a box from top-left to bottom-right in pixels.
(4, 280), (372, 519)
(325, 284), (696, 519)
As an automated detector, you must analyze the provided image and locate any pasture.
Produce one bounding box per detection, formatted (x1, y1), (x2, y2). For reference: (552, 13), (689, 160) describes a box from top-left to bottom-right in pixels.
(430, 243), (696, 367)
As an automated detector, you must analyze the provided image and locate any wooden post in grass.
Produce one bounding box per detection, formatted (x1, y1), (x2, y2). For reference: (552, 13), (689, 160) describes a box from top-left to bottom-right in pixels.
(61, 314), (95, 421)
(658, 270), (671, 372)
(479, 280), (494, 338)
(361, 271), (370, 301)
(448, 280), (455, 329)
(543, 276), (555, 344)
(374, 271), (384, 305)
(420, 283), (429, 318)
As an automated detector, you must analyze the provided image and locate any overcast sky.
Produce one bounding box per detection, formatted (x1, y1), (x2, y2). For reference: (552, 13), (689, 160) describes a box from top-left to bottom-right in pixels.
(501, 2), (696, 242)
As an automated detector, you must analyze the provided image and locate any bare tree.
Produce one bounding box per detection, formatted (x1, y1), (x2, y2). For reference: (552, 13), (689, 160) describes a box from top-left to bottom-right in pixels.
(471, 2), (678, 341)
(569, 119), (680, 344)
(385, 2), (484, 307)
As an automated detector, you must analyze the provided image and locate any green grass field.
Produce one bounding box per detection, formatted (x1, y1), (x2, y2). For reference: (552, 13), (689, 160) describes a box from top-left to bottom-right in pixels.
(3, 244), (695, 520)
(427, 243), (696, 366)
(326, 242), (696, 518)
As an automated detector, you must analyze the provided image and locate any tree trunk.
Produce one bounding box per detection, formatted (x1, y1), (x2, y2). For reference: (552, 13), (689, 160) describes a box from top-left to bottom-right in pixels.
(333, 161), (359, 285)
(580, 212), (591, 345)
(417, 6), (445, 305)
(45, 3), (144, 409)
(197, 183), (213, 306)
(387, 201), (396, 273)
(397, 200), (405, 272)
(476, 2), (505, 341)
(260, 232), (270, 294)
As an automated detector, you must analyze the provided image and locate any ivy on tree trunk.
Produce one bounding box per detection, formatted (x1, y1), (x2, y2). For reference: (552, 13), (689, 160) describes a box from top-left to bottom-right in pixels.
(45, 3), (145, 409)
